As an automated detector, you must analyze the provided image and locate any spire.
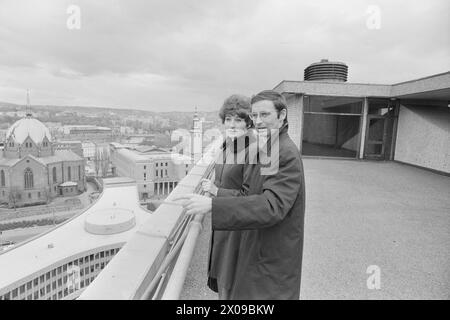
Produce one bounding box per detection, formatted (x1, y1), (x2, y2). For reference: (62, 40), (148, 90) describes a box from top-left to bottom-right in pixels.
(194, 106), (199, 119)
(192, 107), (200, 129)
(26, 89), (32, 117)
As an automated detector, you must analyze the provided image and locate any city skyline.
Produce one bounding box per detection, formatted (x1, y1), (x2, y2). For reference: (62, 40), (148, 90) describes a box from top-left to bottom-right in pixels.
(0, 0), (449, 112)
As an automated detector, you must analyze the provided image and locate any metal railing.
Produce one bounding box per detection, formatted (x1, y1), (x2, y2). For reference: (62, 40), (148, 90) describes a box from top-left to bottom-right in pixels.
(139, 165), (214, 300)
(78, 139), (221, 300)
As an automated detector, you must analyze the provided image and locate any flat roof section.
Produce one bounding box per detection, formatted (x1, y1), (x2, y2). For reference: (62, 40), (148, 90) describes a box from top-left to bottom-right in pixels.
(274, 71), (450, 101)
(0, 177), (151, 292)
(181, 159), (450, 299)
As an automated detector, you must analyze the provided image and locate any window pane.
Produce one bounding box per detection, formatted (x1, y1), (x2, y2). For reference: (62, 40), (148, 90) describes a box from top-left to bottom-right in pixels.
(304, 95), (363, 114)
(302, 113), (360, 158)
(368, 98), (395, 115)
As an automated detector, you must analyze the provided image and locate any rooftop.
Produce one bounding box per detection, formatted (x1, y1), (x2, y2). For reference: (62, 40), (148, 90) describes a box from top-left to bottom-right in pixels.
(111, 143), (191, 163)
(274, 71), (450, 101)
(5, 116), (52, 144)
(59, 181), (78, 187)
(0, 177), (151, 292)
(181, 159), (450, 299)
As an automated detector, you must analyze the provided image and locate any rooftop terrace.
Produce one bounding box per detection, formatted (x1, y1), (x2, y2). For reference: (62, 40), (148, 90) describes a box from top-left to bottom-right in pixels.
(181, 159), (450, 299)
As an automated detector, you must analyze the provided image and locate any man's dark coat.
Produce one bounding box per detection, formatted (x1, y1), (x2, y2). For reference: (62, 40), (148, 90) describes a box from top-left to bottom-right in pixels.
(211, 124), (306, 300)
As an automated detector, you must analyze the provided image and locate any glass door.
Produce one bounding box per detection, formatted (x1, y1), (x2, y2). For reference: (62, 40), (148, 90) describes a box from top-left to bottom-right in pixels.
(364, 116), (387, 159)
(364, 98), (397, 160)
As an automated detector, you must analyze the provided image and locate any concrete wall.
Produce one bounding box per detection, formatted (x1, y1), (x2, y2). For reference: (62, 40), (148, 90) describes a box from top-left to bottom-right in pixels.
(395, 105), (450, 173)
(275, 81), (392, 98)
(285, 94), (303, 149)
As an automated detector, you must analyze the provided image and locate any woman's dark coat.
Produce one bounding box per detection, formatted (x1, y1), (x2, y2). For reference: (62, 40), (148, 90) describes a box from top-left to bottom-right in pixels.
(207, 135), (249, 292)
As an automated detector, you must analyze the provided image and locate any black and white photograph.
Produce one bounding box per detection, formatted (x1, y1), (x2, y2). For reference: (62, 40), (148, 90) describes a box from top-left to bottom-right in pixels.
(0, 0), (449, 305)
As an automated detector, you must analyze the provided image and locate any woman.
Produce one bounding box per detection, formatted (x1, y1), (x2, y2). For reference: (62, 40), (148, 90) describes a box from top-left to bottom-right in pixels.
(202, 94), (252, 300)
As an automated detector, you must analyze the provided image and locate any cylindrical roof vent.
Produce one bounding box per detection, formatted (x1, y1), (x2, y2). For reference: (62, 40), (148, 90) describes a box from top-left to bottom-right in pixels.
(304, 59), (348, 82)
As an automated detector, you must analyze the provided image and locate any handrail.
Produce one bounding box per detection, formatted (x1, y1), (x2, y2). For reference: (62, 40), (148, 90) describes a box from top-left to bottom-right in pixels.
(160, 210), (206, 299)
(139, 214), (193, 300)
(141, 140), (220, 299)
(140, 179), (213, 300)
(139, 160), (215, 299)
(78, 138), (221, 300)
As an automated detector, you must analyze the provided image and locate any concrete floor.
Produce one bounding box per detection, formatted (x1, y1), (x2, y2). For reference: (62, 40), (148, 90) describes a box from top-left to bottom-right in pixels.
(180, 159), (450, 300)
(302, 141), (357, 158)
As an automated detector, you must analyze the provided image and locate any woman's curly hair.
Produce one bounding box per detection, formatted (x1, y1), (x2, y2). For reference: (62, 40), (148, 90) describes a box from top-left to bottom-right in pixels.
(219, 94), (253, 128)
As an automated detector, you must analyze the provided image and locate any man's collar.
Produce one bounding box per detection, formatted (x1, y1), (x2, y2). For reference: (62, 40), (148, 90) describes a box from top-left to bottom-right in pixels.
(254, 123), (288, 151)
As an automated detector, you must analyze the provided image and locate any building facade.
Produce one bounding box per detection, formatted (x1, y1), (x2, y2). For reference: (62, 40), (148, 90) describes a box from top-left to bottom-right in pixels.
(110, 143), (193, 200)
(54, 141), (84, 158)
(273, 62), (450, 174)
(60, 125), (114, 143)
(0, 114), (86, 207)
(0, 177), (150, 300)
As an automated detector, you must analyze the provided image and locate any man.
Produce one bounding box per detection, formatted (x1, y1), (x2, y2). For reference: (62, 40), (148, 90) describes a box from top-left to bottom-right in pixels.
(174, 90), (306, 300)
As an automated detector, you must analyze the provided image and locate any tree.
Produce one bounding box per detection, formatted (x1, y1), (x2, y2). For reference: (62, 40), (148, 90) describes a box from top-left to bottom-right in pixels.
(94, 145), (101, 177)
(8, 187), (21, 210)
(42, 187), (52, 205)
(101, 146), (110, 178)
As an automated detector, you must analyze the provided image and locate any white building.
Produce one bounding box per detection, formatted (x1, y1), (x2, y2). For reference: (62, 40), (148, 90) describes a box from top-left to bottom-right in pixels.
(273, 61), (450, 174)
(0, 115), (85, 207)
(0, 177), (151, 300)
(81, 142), (96, 160)
(110, 143), (192, 200)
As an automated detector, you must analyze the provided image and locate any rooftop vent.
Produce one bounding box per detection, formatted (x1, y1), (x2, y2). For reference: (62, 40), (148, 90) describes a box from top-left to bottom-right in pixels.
(304, 59), (348, 82)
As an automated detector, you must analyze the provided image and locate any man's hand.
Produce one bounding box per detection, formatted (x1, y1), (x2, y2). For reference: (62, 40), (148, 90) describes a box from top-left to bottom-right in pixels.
(201, 179), (218, 197)
(172, 193), (212, 216)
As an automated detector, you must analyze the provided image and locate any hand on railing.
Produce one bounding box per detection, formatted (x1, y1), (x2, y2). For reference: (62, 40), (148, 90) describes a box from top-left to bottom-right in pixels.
(172, 193), (212, 216)
(200, 179), (218, 197)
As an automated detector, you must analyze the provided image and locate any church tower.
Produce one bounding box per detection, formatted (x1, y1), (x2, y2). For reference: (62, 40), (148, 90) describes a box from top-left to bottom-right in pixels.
(26, 89), (32, 117)
(190, 107), (203, 164)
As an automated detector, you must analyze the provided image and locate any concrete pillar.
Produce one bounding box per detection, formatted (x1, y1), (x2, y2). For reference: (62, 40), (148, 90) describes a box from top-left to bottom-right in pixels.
(284, 93), (303, 151)
(359, 97), (369, 159)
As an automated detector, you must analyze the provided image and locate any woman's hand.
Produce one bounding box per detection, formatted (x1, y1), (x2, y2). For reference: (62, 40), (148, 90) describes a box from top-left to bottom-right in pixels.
(201, 179), (218, 197)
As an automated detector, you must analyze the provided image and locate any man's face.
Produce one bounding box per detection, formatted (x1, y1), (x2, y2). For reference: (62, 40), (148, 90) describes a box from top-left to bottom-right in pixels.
(251, 100), (285, 131)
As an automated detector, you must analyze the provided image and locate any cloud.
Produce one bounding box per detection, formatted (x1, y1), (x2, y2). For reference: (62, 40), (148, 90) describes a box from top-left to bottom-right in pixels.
(0, 0), (448, 111)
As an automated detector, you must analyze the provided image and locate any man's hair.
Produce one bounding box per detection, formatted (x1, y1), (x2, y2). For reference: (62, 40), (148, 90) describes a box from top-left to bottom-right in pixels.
(219, 94), (252, 128)
(251, 90), (288, 124)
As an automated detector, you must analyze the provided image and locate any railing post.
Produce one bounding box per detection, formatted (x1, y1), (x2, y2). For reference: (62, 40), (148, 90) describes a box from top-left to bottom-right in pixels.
(160, 212), (205, 300)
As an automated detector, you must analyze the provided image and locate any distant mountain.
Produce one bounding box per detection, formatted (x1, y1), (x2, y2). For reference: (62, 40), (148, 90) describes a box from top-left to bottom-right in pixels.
(0, 101), (219, 116)
(0, 101), (219, 123)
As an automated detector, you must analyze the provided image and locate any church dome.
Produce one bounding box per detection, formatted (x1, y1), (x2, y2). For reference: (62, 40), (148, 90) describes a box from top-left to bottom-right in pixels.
(6, 116), (52, 145)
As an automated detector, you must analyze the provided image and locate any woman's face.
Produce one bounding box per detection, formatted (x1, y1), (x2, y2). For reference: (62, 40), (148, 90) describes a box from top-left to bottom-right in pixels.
(224, 114), (248, 138)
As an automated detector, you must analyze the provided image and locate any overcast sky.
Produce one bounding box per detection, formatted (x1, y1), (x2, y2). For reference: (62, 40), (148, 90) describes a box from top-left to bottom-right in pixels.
(0, 0), (448, 112)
